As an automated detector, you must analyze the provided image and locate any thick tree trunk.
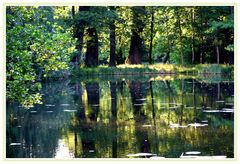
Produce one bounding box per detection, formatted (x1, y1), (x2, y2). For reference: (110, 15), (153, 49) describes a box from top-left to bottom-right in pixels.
(126, 7), (145, 64)
(109, 7), (116, 67)
(126, 31), (142, 64)
(149, 7), (154, 64)
(85, 28), (98, 67)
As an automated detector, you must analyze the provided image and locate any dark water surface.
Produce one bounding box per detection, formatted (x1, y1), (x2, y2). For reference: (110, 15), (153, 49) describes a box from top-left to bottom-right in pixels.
(6, 76), (234, 158)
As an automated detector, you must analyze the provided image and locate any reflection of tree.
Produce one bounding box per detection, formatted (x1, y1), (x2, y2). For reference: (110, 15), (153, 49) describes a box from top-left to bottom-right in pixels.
(128, 81), (151, 154)
(110, 81), (117, 158)
(149, 80), (159, 155)
(86, 82), (100, 121)
(73, 82), (86, 120)
(193, 79), (197, 122)
(165, 80), (173, 125)
(179, 79), (185, 125)
(128, 81), (148, 119)
(7, 79), (234, 158)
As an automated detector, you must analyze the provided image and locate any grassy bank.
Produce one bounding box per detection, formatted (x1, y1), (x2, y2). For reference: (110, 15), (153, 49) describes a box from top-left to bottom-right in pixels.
(73, 64), (233, 77)
(74, 64), (197, 76)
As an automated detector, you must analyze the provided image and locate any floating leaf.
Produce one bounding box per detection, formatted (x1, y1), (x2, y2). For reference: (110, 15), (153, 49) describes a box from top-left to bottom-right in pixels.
(185, 151), (201, 155)
(60, 104), (70, 106)
(45, 104), (55, 107)
(10, 143), (21, 146)
(127, 153), (154, 157)
(188, 123), (208, 127)
(63, 109), (77, 112)
(142, 125), (152, 127)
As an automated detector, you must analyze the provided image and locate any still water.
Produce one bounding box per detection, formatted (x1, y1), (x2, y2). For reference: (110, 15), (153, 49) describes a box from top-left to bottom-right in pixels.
(6, 76), (234, 158)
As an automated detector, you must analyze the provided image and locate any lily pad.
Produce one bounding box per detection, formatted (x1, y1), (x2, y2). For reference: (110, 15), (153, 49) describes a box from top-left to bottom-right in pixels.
(91, 104), (99, 107)
(45, 104), (55, 107)
(185, 151), (201, 155)
(203, 110), (220, 113)
(216, 101), (224, 103)
(10, 143), (21, 146)
(142, 125), (152, 127)
(188, 123), (208, 127)
(127, 153), (154, 157)
(63, 109), (77, 112)
(60, 104), (70, 106)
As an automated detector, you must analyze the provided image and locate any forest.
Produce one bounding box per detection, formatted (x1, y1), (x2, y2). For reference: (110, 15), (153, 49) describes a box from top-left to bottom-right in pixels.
(6, 6), (234, 108)
(6, 5), (235, 159)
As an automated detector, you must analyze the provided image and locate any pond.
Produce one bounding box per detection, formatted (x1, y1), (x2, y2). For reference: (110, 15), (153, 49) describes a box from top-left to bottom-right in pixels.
(6, 75), (234, 158)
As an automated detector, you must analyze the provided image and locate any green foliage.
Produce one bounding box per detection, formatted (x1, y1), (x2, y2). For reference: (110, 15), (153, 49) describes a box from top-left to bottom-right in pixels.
(6, 6), (77, 108)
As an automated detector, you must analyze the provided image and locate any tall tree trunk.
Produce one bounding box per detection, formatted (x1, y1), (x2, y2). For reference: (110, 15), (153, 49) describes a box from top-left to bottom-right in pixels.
(176, 7), (184, 66)
(126, 7), (145, 64)
(149, 7), (154, 64)
(75, 29), (84, 66)
(199, 7), (204, 64)
(126, 31), (142, 64)
(72, 6), (83, 68)
(85, 28), (99, 67)
(72, 6), (91, 68)
(191, 8), (195, 64)
(163, 10), (170, 64)
(109, 7), (116, 67)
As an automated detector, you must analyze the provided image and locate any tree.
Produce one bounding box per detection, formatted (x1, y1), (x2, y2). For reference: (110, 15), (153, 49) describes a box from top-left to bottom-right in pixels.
(175, 7), (184, 66)
(109, 7), (117, 67)
(126, 6), (147, 64)
(148, 6), (155, 64)
(6, 6), (76, 108)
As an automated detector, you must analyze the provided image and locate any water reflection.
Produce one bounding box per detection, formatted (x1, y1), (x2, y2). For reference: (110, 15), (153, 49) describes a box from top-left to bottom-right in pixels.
(6, 77), (234, 158)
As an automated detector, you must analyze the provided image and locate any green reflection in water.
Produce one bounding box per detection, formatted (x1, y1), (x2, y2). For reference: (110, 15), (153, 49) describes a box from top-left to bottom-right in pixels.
(6, 76), (234, 158)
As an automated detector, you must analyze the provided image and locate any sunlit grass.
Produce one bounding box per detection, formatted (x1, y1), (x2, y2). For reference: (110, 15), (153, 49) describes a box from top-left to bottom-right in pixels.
(74, 64), (233, 82)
